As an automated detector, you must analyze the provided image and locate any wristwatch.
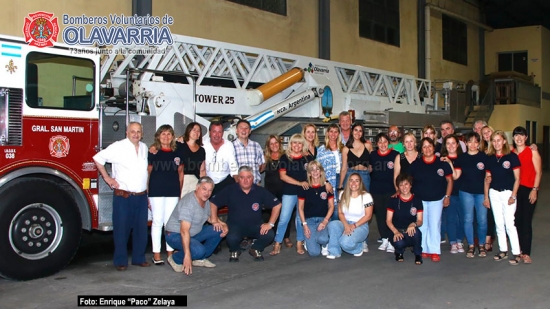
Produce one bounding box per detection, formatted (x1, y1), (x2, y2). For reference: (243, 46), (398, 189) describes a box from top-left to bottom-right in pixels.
(268, 222), (275, 227)
(532, 187), (539, 191)
(302, 222), (308, 226)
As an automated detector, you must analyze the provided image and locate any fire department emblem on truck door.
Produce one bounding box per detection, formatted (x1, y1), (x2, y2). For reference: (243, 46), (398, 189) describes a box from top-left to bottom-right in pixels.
(23, 11), (59, 48)
(49, 135), (70, 158)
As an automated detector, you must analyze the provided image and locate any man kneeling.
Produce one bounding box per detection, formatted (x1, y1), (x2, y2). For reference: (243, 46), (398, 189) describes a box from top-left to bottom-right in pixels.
(165, 176), (228, 274)
(210, 166), (281, 262)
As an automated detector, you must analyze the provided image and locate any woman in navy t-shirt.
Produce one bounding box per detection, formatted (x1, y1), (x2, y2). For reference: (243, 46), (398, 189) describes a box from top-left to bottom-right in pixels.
(386, 173), (423, 265)
(370, 133), (399, 253)
(148, 124), (184, 265)
(272, 133), (310, 255)
(408, 137), (453, 262)
(483, 130), (521, 264)
(453, 132), (489, 258)
(298, 161), (334, 257)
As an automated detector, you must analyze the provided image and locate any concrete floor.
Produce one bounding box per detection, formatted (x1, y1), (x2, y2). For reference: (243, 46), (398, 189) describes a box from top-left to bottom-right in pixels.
(1, 176), (550, 309)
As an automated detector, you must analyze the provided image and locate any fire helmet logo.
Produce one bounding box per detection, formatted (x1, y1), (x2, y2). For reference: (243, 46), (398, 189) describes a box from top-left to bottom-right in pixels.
(502, 161), (511, 169)
(387, 161), (394, 169)
(23, 11), (59, 48)
(437, 168), (444, 176)
(251, 203), (260, 211)
(410, 207), (417, 216)
(476, 162), (485, 170)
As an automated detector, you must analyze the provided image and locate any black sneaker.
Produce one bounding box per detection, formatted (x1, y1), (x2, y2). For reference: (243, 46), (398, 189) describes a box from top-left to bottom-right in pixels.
(248, 249), (264, 261)
(229, 251), (240, 262)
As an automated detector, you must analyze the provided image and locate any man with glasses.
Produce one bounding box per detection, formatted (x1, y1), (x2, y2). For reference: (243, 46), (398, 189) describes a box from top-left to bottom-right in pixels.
(204, 121), (239, 197)
(165, 176), (228, 274)
(210, 166), (282, 262)
(387, 125), (404, 153)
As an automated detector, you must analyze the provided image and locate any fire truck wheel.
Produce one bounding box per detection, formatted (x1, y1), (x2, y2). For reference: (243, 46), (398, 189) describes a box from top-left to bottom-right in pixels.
(0, 178), (82, 281)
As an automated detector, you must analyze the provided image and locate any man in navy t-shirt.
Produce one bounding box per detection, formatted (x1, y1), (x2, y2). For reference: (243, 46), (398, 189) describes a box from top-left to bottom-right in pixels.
(210, 166), (281, 262)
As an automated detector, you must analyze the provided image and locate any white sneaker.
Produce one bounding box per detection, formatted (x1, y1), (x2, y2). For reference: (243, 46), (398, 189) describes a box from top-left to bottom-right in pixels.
(321, 245), (329, 256)
(326, 254), (340, 260)
(354, 251), (363, 257)
(377, 237), (383, 243)
(386, 242), (395, 253)
(362, 241), (369, 253)
(378, 238), (389, 251)
(457, 242), (465, 253)
(192, 259), (216, 268)
(450, 243), (458, 254)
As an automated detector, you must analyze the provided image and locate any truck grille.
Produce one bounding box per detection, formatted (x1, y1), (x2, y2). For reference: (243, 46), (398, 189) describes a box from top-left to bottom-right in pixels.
(8, 88), (23, 145)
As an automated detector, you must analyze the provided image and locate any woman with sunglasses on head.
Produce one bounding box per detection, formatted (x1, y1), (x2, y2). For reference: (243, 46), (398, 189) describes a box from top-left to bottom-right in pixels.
(264, 135), (293, 249)
(512, 126), (542, 264)
(271, 134), (310, 255)
(453, 132), (489, 258)
(408, 137), (453, 262)
(440, 134), (465, 255)
(370, 133), (399, 253)
(317, 123), (344, 220)
(327, 173), (373, 259)
(298, 161), (334, 257)
(483, 130), (521, 265)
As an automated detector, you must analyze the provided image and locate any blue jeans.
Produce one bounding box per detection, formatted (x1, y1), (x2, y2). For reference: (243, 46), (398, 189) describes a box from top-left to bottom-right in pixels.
(327, 220), (369, 256)
(419, 199), (444, 255)
(165, 225), (223, 265)
(446, 195), (465, 244)
(304, 217), (330, 257)
(459, 190), (487, 246)
(112, 194), (148, 267)
(345, 169), (370, 192)
(390, 228), (423, 255)
(275, 195), (304, 243)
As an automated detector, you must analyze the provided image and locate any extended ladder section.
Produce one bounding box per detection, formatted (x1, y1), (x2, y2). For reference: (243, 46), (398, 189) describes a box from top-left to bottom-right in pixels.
(99, 34), (433, 132)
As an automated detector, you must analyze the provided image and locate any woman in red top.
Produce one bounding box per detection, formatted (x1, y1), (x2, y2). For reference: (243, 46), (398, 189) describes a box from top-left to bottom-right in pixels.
(512, 126), (542, 264)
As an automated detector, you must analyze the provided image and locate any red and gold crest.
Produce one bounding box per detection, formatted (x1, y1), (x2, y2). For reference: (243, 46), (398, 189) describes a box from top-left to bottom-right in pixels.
(49, 135), (70, 158)
(23, 11), (59, 48)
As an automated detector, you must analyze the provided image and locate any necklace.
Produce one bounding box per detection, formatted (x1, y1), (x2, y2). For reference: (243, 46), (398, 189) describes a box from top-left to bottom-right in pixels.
(312, 184), (322, 195)
(496, 154), (504, 163)
(270, 159), (279, 170)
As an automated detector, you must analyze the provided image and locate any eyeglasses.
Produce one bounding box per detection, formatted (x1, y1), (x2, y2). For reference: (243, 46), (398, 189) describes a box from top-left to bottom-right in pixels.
(212, 151), (217, 163)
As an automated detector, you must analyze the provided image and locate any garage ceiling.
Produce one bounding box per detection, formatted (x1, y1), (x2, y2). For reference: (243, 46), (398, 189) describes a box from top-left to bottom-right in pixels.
(479, 0), (550, 30)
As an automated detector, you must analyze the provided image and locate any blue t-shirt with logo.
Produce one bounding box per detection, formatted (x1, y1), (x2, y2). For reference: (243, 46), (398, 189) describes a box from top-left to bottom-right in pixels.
(454, 152), (487, 194)
(148, 148), (181, 197)
(210, 183), (280, 226)
(387, 194), (423, 230)
(298, 185), (334, 218)
(370, 149), (399, 194)
(408, 157), (453, 201)
(485, 153), (520, 191)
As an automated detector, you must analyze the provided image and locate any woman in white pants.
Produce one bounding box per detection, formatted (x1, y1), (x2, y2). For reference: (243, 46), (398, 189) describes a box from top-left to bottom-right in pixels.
(483, 130), (521, 265)
(148, 125), (184, 265)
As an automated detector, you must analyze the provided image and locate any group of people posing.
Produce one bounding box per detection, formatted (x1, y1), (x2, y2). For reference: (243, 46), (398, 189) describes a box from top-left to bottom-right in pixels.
(93, 113), (541, 274)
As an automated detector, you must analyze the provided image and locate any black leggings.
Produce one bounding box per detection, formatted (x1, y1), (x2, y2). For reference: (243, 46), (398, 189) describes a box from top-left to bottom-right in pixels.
(515, 185), (537, 255)
(372, 193), (392, 239)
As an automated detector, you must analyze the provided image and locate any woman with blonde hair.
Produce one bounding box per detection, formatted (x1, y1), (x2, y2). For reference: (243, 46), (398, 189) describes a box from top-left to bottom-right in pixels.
(272, 134), (310, 255)
(317, 123), (343, 219)
(483, 130), (521, 264)
(326, 173), (374, 259)
(148, 124), (184, 265)
(393, 132), (421, 194)
(263, 135), (292, 248)
(298, 161), (334, 257)
(302, 123), (319, 159)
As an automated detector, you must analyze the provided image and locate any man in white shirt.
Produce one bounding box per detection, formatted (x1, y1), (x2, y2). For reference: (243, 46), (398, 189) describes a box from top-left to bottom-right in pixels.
(204, 121), (239, 197)
(93, 122), (150, 271)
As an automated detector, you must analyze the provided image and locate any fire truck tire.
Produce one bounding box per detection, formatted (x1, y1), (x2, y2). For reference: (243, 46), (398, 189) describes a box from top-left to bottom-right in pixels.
(0, 178), (82, 281)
